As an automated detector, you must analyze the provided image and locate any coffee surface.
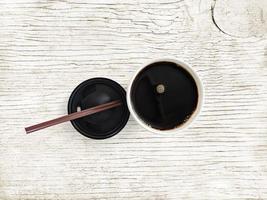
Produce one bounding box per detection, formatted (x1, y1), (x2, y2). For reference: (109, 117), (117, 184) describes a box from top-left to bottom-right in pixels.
(131, 62), (198, 130)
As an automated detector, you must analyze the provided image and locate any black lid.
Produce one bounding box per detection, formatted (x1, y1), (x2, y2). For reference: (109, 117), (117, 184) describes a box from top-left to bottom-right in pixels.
(68, 78), (129, 139)
(130, 61), (198, 130)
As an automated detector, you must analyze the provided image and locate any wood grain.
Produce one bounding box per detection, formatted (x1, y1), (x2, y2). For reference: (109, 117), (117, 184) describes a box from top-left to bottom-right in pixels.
(0, 0), (266, 199)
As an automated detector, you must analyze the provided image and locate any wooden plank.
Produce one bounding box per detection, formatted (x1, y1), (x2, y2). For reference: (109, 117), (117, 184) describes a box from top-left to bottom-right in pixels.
(0, 0), (266, 199)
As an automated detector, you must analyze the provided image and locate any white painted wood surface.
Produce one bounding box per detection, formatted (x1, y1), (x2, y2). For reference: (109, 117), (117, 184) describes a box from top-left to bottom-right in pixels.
(0, 0), (267, 199)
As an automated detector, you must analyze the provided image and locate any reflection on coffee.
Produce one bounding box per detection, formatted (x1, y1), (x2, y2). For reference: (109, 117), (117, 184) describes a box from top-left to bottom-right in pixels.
(130, 61), (198, 130)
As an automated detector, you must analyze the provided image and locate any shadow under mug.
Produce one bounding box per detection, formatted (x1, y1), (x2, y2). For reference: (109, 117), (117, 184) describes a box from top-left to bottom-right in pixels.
(127, 59), (203, 134)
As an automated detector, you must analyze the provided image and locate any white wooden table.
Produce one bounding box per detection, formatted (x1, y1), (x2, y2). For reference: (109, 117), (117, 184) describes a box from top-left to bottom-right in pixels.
(0, 0), (267, 199)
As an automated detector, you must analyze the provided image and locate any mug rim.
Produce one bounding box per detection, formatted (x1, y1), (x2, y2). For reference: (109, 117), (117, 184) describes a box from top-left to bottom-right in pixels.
(127, 58), (204, 134)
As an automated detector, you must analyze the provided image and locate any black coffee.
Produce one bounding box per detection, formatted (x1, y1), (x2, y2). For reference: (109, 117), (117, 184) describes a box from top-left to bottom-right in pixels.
(130, 61), (198, 130)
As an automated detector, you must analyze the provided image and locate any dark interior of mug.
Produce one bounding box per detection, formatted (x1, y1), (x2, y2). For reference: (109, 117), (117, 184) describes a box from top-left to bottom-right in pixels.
(130, 61), (198, 130)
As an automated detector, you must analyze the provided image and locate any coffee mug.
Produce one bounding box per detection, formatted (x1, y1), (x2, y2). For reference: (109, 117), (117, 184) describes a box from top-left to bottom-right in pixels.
(127, 59), (203, 133)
